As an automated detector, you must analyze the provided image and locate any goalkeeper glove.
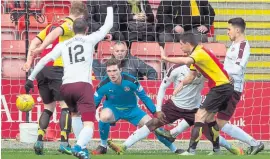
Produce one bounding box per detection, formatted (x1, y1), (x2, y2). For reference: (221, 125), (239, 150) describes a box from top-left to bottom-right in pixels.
(25, 80), (34, 93)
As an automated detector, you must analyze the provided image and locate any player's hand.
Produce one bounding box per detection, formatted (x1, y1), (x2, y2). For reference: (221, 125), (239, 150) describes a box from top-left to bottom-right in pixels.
(197, 25), (208, 33)
(160, 46), (167, 61)
(31, 47), (43, 56)
(173, 81), (183, 96)
(21, 61), (32, 72)
(25, 80), (34, 93)
(155, 111), (166, 121)
(105, 34), (113, 41)
(137, 13), (147, 21)
(174, 25), (184, 33)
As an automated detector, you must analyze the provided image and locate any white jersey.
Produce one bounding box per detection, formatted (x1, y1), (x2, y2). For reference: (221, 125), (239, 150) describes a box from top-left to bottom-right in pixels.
(224, 40), (250, 92)
(156, 65), (205, 111)
(28, 7), (114, 84)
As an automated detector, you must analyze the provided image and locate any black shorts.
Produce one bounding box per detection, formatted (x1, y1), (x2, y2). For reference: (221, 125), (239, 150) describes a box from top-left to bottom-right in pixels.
(217, 91), (241, 120)
(162, 99), (198, 126)
(200, 83), (234, 113)
(36, 66), (63, 104)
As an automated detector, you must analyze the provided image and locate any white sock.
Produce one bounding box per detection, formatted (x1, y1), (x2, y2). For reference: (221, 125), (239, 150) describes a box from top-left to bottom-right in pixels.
(72, 117), (83, 140)
(101, 139), (107, 148)
(219, 135), (232, 150)
(123, 125), (150, 148)
(222, 123), (259, 146)
(76, 127), (93, 149)
(170, 120), (190, 138)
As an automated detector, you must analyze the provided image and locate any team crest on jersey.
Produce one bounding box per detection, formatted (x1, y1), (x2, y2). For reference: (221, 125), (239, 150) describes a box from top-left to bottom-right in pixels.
(124, 86), (130, 92)
(231, 47), (235, 51)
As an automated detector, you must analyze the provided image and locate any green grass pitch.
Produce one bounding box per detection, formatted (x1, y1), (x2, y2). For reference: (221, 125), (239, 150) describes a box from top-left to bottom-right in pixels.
(2, 149), (269, 159)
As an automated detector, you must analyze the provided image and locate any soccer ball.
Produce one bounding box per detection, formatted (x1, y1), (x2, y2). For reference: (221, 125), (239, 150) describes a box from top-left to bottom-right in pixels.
(16, 94), (35, 112)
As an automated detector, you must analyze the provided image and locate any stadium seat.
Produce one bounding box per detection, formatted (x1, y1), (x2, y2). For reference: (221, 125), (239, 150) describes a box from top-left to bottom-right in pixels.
(202, 42), (227, 61)
(43, 4), (70, 23)
(164, 42), (187, 57)
(2, 57), (26, 79)
(130, 42), (161, 59)
(131, 42), (162, 79)
(97, 41), (116, 59)
(1, 40), (26, 57)
(17, 15), (48, 32)
(1, 14), (16, 31)
(1, 31), (16, 40)
(144, 60), (162, 80)
(20, 31), (39, 41)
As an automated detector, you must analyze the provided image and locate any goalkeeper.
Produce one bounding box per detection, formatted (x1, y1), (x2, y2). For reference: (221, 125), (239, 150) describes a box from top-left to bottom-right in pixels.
(92, 58), (180, 155)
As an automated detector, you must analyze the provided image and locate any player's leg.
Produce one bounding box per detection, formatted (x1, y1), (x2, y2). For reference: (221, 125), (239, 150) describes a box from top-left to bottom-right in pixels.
(92, 107), (117, 155)
(50, 72), (72, 155)
(61, 82), (96, 159)
(217, 91), (264, 155)
(34, 70), (55, 155)
(71, 112), (83, 140)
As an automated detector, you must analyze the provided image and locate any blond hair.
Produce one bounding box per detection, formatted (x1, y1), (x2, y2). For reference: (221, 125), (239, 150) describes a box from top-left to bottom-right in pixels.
(70, 1), (88, 17)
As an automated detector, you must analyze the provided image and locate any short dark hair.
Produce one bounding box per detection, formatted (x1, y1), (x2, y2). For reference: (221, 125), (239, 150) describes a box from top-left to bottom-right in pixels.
(73, 18), (88, 34)
(106, 58), (122, 69)
(228, 17), (246, 32)
(179, 33), (198, 46)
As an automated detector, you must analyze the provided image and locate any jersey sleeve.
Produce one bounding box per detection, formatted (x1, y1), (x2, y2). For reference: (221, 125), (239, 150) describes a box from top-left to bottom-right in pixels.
(36, 25), (51, 42)
(60, 21), (74, 36)
(134, 81), (156, 114)
(190, 50), (204, 64)
(156, 66), (175, 111)
(238, 44), (250, 68)
(189, 64), (196, 71)
(94, 84), (105, 107)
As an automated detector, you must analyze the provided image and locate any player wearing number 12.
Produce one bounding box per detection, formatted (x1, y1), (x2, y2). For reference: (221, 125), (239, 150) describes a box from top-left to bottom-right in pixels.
(25, 6), (114, 159)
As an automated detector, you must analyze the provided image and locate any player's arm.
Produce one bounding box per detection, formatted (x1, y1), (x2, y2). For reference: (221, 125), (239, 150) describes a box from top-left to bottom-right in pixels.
(86, 6), (114, 45)
(94, 85), (106, 107)
(156, 69), (174, 111)
(160, 46), (195, 65)
(135, 81), (156, 114)
(32, 27), (63, 56)
(28, 44), (62, 81)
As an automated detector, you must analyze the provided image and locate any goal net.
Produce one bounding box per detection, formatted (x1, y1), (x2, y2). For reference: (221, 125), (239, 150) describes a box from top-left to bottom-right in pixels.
(1, 0), (270, 152)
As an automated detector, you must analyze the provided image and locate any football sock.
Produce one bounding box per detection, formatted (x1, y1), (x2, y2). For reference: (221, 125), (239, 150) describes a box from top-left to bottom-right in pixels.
(123, 125), (150, 148)
(37, 109), (53, 141)
(170, 120), (190, 138)
(155, 128), (177, 152)
(76, 127), (93, 149)
(222, 123), (260, 146)
(188, 122), (204, 152)
(207, 121), (220, 151)
(60, 108), (71, 143)
(71, 116), (83, 140)
(99, 121), (110, 148)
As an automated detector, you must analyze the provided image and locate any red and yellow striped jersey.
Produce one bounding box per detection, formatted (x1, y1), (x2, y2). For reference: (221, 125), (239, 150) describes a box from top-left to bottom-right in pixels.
(189, 45), (230, 88)
(36, 17), (74, 67)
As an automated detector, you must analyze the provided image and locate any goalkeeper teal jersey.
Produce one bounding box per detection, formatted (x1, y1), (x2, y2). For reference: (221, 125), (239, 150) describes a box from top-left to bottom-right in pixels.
(94, 73), (156, 114)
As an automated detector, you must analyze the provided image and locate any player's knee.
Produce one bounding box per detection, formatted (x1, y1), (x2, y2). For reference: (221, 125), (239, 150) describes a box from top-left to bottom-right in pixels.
(71, 112), (80, 117)
(83, 121), (95, 129)
(44, 102), (56, 112)
(100, 110), (114, 123)
(216, 118), (227, 129)
(59, 100), (68, 109)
